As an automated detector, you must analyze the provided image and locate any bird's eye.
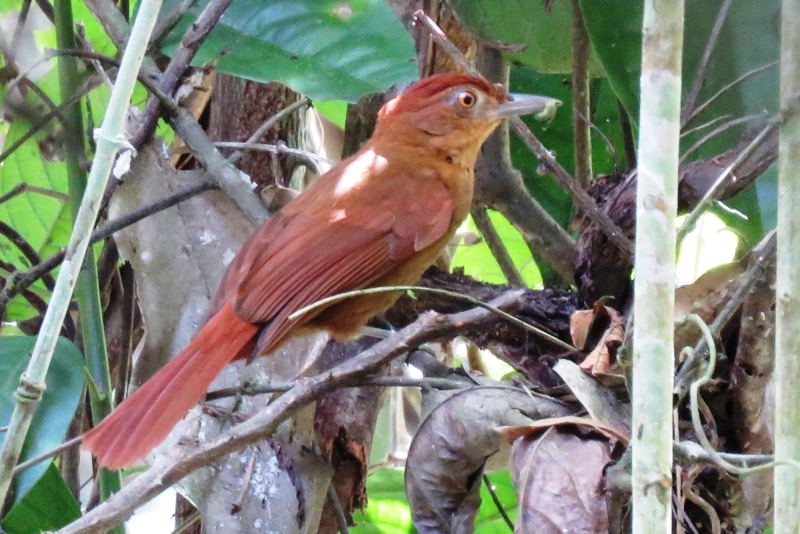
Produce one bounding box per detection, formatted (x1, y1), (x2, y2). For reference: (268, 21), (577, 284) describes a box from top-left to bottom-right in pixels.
(457, 90), (478, 109)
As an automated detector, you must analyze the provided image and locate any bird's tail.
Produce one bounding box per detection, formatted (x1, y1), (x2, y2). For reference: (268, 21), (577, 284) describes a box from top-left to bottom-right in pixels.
(83, 302), (258, 469)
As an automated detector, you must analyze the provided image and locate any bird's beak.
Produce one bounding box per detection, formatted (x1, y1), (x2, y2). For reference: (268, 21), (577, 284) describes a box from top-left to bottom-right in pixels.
(492, 93), (562, 121)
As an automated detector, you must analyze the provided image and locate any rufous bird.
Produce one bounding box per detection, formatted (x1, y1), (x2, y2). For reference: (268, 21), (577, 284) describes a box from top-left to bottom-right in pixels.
(83, 72), (553, 469)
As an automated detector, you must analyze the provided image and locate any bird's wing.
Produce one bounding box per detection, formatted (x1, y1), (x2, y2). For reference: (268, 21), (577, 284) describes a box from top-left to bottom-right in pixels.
(225, 172), (454, 351)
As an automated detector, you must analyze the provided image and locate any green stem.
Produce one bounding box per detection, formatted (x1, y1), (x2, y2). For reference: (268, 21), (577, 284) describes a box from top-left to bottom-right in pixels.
(0, 0), (163, 510)
(631, 0), (683, 533)
(775, 0), (800, 529)
(53, 0), (121, 508)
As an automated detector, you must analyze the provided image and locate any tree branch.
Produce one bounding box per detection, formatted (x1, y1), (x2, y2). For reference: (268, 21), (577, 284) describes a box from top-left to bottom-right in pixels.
(55, 292), (525, 534)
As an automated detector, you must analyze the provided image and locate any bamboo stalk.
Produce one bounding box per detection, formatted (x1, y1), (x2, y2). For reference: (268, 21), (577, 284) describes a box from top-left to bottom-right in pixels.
(53, 0), (121, 509)
(631, 0), (684, 532)
(774, 0), (800, 529)
(0, 0), (163, 507)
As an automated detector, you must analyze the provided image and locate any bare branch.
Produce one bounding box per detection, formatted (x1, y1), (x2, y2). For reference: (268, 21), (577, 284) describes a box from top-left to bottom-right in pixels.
(55, 292), (526, 534)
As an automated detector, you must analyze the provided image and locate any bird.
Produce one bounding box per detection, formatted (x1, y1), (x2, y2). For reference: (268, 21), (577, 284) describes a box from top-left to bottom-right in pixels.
(82, 72), (551, 469)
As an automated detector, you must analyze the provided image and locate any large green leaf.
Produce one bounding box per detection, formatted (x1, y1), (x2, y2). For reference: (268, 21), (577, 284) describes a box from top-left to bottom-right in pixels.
(0, 122), (71, 321)
(577, 0), (642, 119)
(0, 336), (85, 504)
(158, 0), (419, 102)
(1, 463), (81, 534)
(448, 0), (601, 74)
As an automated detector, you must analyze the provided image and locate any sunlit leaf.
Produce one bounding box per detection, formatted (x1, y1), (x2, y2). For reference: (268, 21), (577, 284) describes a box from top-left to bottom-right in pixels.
(352, 469), (413, 534)
(0, 121), (71, 320)
(451, 211), (542, 288)
(1, 463), (81, 534)
(158, 0), (418, 102)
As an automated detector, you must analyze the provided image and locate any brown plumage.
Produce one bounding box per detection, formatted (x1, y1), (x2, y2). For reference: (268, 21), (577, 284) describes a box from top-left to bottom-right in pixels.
(83, 73), (549, 469)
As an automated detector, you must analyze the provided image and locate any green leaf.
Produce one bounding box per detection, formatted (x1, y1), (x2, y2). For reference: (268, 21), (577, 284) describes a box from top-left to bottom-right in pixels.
(475, 470), (517, 533)
(352, 468), (518, 533)
(158, 0), (419, 102)
(578, 0), (642, 119)
(314, 100), (348, 129)
(352, 469), (414, 534)
(0, 336), (85, 504)
(451, 211), (542, 287)
(0, 121), (71, 321)
(1, 463), (81, 534)
(447, 0), (602, 74)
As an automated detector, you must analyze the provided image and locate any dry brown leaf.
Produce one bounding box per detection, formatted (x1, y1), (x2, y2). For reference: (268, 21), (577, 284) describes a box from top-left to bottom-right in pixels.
(570, 309), (595, 351)
(570, 304), (624, 376)
(496, 415), (629, 445)
(510, 427), (611, 534)
(405, 387), (573, 533)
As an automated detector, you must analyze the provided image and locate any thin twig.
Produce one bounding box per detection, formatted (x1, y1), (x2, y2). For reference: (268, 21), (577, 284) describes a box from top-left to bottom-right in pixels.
(676, 121), (777, 245)
(131, 0), (236, 148)
(571, 0), (592, 187)
(470, 206), (526, 287)
(679, 113), (769, 164)
(680, 0), (734, 125)
(205, 375), (472, 401)
(149, 0), (193, 47)
(288, 285), (575, 352)
(482, 474), (515, 531)
(227, 98), (311, 166)
(683, 62), (779, 127)
(13, 435), (83, 474)
(680, 115), (731, 138)
(18, 76), (66, 126)
(169, 511), (201, 534)
(0, 76), (100, 166)
(230, 450), (258, 514)
(214, 142), (334, 166)
(0, 221), (57, 290)
(52, 49), (180, 114)
(575, 109), (618, 168)
(0, 183), (70, 205)
(510, 116), (634, 256)
(413, 10), (475, 73)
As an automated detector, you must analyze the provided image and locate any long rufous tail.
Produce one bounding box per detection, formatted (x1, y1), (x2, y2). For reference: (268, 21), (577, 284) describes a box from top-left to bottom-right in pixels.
(83, 302), (258, 469)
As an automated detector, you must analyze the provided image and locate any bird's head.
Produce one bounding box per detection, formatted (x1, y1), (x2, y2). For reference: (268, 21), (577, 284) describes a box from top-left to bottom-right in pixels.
(374, 73), (556, 150)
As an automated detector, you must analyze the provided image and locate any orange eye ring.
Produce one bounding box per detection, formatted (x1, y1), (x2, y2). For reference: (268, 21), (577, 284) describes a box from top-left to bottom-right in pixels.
(457, 90), (478, 108)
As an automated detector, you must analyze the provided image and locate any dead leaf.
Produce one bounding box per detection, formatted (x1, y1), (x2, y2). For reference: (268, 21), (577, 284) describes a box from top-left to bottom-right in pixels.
(510, 427), (611, 534)
(554, 359), (631, 436)
(496, 415), (629, 445)
(570, 304), (625, 375)
(673, 261), (744, 358)
(405, 387), (574, 533)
